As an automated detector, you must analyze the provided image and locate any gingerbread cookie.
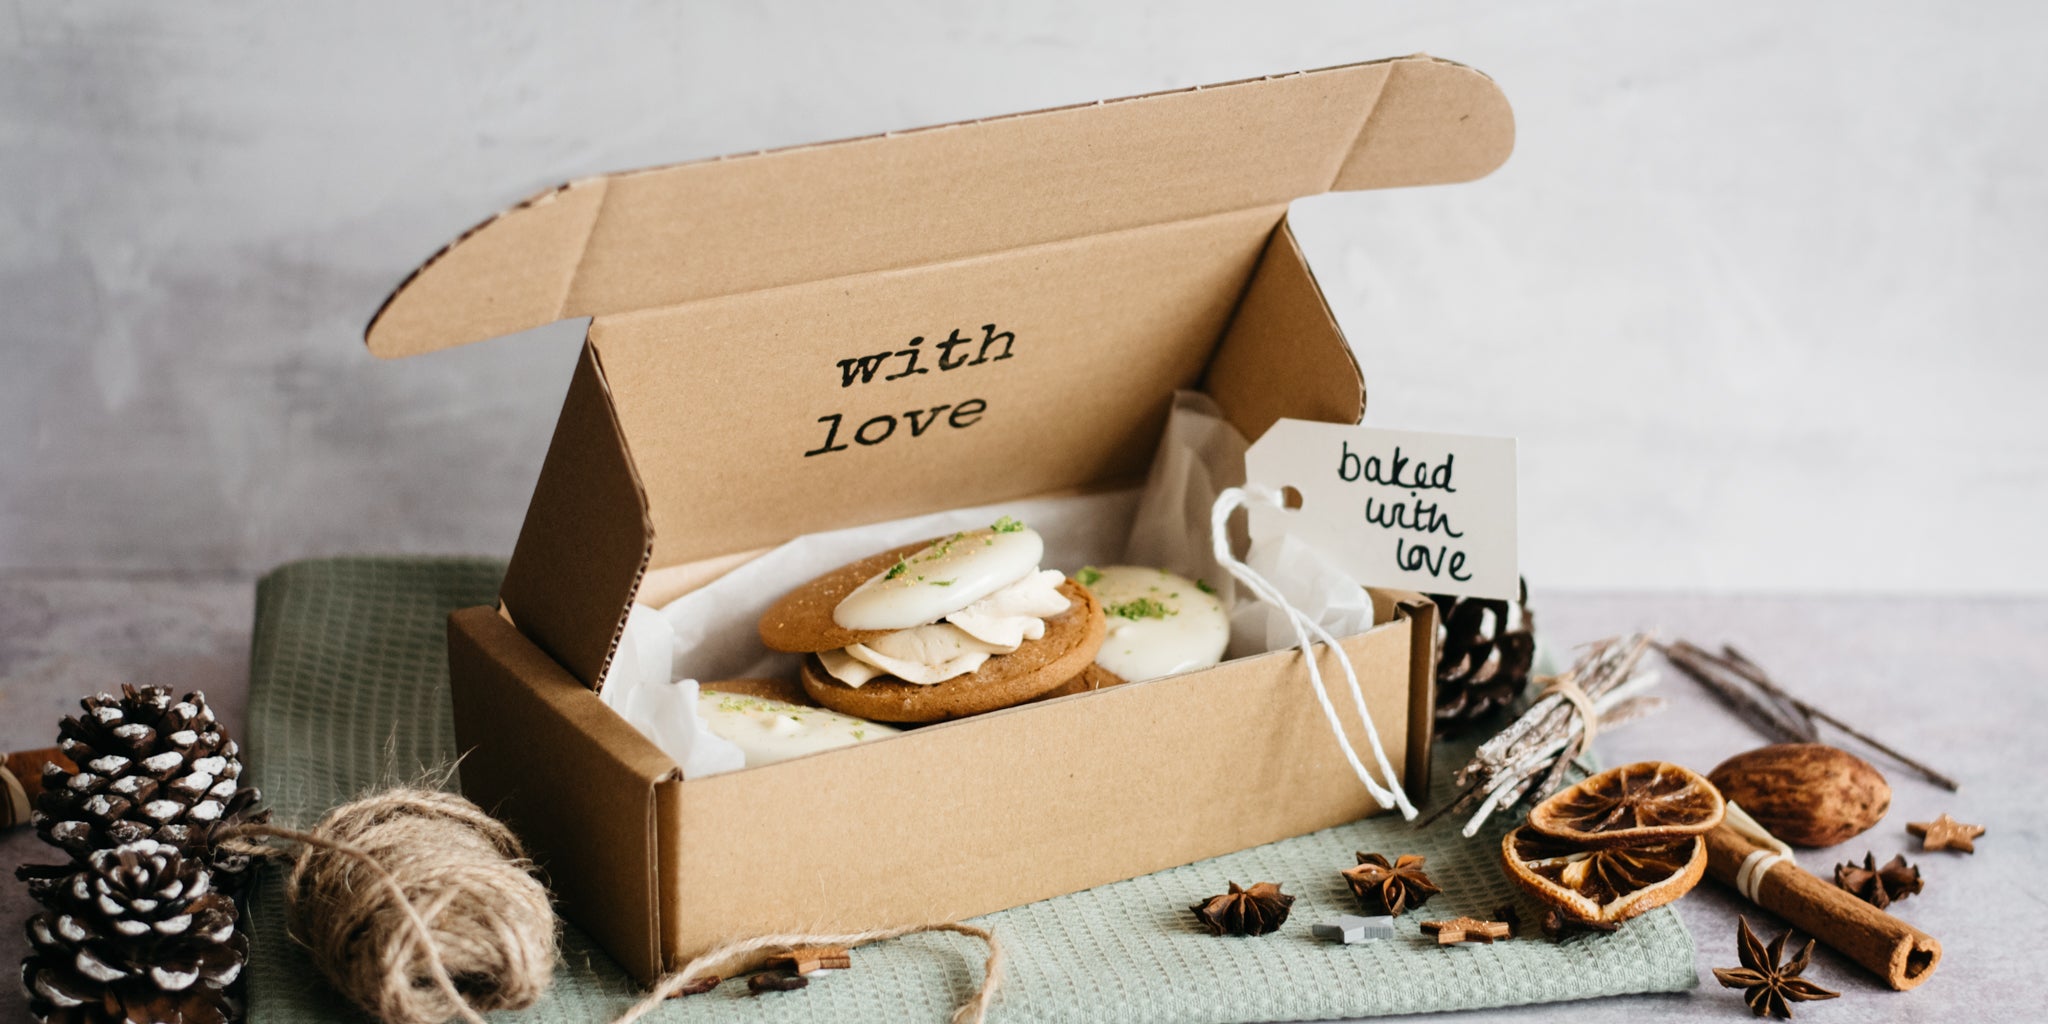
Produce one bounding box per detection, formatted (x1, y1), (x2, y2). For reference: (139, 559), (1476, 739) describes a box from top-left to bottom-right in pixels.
(798, 578), (1105, 722)
(698, 681), (898, 767)
(1077, 565), (1231, 682)
(763, 519), (1108, 723)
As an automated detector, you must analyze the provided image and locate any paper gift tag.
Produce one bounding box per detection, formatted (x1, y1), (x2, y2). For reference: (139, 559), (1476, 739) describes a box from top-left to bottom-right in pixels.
(1244, 419), (1518, 601)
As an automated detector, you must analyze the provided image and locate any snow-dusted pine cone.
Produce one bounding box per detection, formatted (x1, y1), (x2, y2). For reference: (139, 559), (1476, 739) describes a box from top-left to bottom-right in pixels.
(33, 686), (268, 891)
(19, 838), (247, 1024)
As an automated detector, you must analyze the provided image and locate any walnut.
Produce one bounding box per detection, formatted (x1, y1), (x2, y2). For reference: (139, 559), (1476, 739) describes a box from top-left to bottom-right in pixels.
(1707, 744), (1890, 848)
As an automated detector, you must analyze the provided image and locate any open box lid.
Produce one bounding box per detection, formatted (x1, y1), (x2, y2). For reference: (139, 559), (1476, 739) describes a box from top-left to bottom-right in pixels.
(363, 55), (1511, 688)
(364, 55), (1510, 357)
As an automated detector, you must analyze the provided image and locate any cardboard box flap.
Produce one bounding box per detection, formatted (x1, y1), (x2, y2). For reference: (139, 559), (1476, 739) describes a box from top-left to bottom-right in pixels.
(364, 55), (1510, 358)
(498, 343), (653, 686)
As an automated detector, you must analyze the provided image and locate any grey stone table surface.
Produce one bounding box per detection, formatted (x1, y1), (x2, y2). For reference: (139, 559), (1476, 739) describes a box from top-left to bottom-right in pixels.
(1, 574), (2040, 1023)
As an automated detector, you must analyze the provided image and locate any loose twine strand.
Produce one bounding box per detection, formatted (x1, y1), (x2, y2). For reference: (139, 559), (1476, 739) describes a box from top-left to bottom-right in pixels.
(616, 921), (1005, 1024)
(231, 786), (1002, 1024)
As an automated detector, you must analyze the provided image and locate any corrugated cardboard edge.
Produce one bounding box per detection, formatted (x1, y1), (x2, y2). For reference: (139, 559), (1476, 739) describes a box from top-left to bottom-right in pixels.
(447, 605), (679, 981)
(452, 576), (1442, 985)
(363, 54), (1510, 358)
(653, 616), (1424, 970)
(1335, 55), (1515, 190)
(497, 342), (651, 688)
(1396, 594), (1441, 796)
(1204, 215), (1365, 436)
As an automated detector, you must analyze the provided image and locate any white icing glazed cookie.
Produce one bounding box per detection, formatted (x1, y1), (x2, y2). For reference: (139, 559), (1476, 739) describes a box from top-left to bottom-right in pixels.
(833, 521), (1045, 631)
(1079, 565), (1230, 682)
(759, 517), (1106, 722)
(697, 689), (898, 768)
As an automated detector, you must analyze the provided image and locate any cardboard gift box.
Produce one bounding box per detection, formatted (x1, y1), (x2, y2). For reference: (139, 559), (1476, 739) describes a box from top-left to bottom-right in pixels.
(364, 54), (1513, 983)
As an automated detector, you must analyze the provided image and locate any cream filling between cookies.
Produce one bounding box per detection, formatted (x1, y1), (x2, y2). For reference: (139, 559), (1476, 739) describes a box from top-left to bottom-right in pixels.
(819, 569), (1070, 687)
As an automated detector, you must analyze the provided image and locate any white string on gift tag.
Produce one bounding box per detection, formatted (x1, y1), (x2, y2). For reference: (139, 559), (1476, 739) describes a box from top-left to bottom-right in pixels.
(1210, 485), (1418, 820)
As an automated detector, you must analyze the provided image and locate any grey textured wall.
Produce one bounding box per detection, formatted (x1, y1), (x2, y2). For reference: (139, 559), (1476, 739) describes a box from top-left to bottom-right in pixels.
(4, 2), (2043, 590)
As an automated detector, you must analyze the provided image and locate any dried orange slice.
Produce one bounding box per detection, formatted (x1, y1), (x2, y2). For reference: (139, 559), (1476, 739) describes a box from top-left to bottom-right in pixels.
(1500, 825), (1707, 925)
(1526, 761), (1725, 848)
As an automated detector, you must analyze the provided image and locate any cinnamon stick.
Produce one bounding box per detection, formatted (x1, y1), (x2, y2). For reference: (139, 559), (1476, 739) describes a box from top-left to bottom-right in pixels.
(1706, 820), (1940, 990)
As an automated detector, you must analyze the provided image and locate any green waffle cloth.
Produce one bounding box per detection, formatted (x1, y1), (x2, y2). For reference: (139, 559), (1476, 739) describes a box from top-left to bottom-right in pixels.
(242, 557), (1697, 1022)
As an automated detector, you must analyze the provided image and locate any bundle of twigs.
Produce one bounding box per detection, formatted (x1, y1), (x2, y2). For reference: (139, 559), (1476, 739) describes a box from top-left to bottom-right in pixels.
(1660, 639), (1958, 791)
(1429, 633), (1666, 836)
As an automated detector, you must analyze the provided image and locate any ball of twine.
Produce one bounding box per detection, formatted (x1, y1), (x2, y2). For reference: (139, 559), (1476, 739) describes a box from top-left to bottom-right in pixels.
(255, 788), (558, 1024)
(241, 787), (1003, 1024)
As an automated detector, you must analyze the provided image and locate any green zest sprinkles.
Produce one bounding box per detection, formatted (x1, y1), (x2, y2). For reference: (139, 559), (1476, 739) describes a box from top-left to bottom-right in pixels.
(888, 523), (1023, 585)
(1196, 578), (1217, 595)
(1107, 597), (1174, 620)
(1076, 566), (1104, 587)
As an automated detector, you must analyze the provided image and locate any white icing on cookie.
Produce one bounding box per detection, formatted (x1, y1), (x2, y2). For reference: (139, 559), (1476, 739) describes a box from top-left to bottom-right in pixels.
(1081, 565), (1230, 682)
(697, 691), (898, 768)
(833, 525), (1044, 631)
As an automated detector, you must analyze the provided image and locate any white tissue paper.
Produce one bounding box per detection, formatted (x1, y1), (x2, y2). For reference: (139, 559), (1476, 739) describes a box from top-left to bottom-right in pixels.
(1121, 391), (1248, 606)
(1226, 531), (1378, 661)
(598, 603), (744, 777)
(1122, 392), (1376, 659)
(603, 389), (1381, 778)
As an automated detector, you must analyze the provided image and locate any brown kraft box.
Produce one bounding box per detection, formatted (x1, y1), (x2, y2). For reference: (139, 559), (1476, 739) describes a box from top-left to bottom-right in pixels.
(365, 54), (1514, 983)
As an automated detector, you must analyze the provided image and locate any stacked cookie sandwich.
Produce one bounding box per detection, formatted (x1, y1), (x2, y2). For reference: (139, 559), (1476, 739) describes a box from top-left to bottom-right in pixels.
(758, 518), (1106, 722)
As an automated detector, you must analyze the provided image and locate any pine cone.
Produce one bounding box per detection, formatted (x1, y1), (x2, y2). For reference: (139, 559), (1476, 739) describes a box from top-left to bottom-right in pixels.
(34, 686), (268, 891)
(19, 838), (247, 1024)
(1431, 578), (1535, 737)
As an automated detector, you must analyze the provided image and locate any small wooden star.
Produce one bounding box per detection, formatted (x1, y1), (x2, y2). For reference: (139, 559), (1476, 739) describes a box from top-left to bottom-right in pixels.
(1906, 813), (1984, 853)
(767, 945), (851, 975)
(1421, 917), (1513, 945)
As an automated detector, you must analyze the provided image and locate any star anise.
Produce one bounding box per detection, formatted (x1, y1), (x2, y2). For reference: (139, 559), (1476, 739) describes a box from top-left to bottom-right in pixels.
(1834, 853), (1921, 909)
(1341, 852), (1441, 917)
(1189, 881), (1294, 936)
(1712, 916), (1840, 1019)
